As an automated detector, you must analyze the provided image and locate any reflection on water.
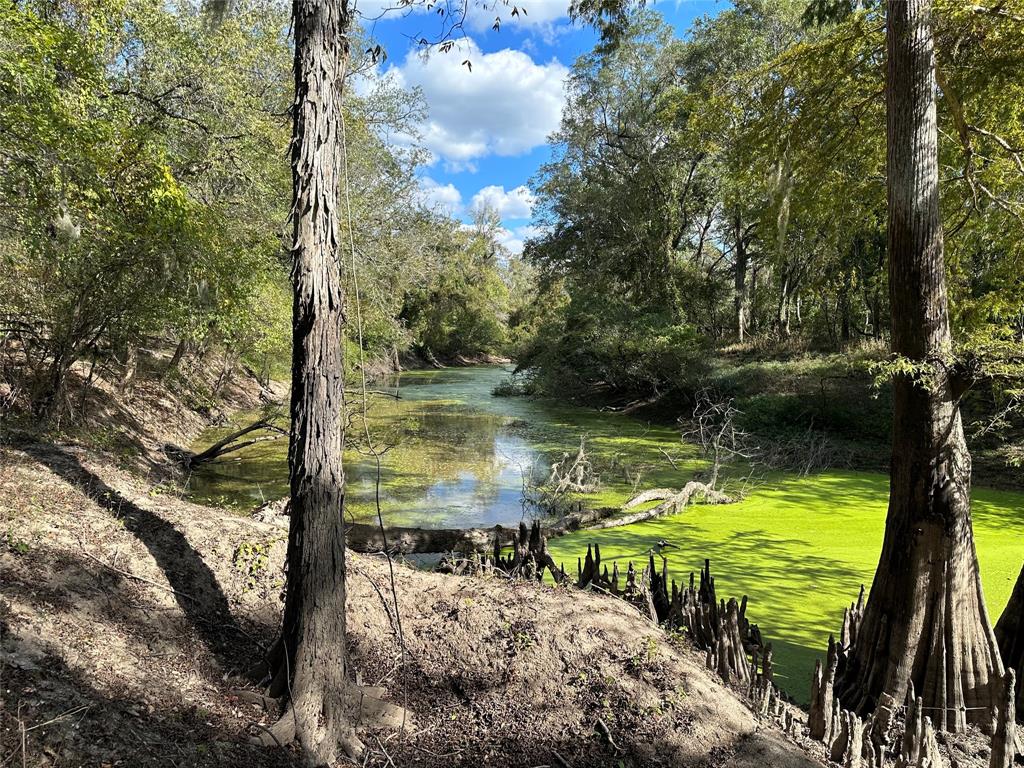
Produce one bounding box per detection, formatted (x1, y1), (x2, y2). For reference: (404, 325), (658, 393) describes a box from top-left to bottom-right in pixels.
(186, 366), (689, 527)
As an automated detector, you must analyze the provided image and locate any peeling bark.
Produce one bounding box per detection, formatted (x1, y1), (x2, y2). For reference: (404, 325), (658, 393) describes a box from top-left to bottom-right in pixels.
(252, 0), (369, 761)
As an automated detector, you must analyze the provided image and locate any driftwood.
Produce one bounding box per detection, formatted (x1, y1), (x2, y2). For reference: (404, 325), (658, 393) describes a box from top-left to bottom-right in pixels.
(586, 481), (733, 530)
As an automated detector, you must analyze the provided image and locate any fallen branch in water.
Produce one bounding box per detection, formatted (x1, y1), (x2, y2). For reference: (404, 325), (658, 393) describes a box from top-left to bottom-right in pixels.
(585, 481), (733, 530)
(166, 419), (287, 469)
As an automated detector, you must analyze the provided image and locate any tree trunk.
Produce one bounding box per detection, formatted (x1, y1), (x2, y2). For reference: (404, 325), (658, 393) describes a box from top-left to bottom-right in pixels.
(734, 214), (749, 342)
(118, 344), (137, 396)
(995, 564), (1024, 718)
(255, 0), (362, 761)
(162, 338), (188, 380)
(835, 0), (1002, 732)
(839, 271), (852, 343)
(776, 273), (791, 338)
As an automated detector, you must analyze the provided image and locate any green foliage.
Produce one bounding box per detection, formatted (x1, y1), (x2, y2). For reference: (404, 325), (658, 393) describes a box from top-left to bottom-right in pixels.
(0, 0), (294, 415)
(0, 0), (509, 420)
(400, 209), (512, 360)
(522, 1), (1024, 464)
(232, 538), (275, 591)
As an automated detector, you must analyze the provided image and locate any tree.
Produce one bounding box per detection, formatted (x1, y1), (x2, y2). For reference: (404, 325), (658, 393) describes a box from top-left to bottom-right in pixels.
(251, 0), (364, 761)
(834, 0), (1003, 731)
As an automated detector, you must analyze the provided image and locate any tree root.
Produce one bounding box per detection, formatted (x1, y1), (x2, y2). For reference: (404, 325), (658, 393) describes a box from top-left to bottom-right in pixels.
(247, 683), (413, 761)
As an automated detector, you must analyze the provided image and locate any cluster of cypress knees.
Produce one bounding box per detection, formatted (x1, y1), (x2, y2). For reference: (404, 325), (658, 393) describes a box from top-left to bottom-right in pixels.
(436, 519), (1022, 768)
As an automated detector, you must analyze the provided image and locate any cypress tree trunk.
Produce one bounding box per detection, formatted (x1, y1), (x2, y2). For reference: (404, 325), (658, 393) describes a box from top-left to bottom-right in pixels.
(835, 0), (1002, 732)
(254, 0), (361, 761)
(995, 564), (1024, 718)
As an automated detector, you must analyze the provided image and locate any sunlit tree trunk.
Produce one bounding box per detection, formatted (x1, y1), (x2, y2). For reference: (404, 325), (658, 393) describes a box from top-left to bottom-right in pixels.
(835, 0), (1002, 732)
(254, 0), (362, 761)
(734, 213), (749, 342)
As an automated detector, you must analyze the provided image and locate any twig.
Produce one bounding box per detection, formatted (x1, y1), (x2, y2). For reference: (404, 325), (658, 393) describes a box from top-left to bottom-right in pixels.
(594, 717), (621, 754)
(658, 447), (680, 470)
(23, 704), (91, 733)
(80, 547), (196, 602)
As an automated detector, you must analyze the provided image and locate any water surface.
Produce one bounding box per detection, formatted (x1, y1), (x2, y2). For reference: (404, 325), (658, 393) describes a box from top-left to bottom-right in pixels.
(187, 365), (1024, 702)
(187, 366), (692, 526)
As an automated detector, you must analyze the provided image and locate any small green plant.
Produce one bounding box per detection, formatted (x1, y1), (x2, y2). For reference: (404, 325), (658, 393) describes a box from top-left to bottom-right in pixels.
(3, 530), (30, 555)
(232, 539), (273, 591)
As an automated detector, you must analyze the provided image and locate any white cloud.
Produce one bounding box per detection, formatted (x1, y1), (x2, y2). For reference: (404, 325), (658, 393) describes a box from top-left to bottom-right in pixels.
(470, 184), (536, 219)
(381, 38), (568, 168)
(416, 176), (463, 215)
(463, 1), (570, 33)
(496, 223), (546, 255)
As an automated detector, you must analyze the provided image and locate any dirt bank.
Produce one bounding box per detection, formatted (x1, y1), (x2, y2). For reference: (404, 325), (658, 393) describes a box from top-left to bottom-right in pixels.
(0, 442), (824, 767)
(1, 343), (287, 478)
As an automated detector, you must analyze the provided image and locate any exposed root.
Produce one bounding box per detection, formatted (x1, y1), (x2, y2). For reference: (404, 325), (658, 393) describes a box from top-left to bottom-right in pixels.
(247, 683), (412, 764)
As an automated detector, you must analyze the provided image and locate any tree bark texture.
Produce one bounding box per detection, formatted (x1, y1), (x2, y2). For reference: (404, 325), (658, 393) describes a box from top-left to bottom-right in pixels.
(259, 0), (360, 761)
(835, 0), (1002, 732)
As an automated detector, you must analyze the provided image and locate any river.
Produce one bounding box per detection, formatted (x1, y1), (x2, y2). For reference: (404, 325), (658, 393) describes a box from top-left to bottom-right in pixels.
(187, 365), (1024, 702)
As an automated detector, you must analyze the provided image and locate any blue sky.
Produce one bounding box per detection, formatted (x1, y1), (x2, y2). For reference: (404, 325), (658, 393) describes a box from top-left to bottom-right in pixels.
(354, 0), (728, 253)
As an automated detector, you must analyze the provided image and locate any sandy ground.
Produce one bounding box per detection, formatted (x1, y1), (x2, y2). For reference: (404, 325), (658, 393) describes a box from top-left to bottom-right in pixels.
(0, 439), (828, 768)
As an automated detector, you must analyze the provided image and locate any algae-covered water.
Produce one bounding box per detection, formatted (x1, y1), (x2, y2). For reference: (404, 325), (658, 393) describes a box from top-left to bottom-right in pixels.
(187, 365), (1024, 703)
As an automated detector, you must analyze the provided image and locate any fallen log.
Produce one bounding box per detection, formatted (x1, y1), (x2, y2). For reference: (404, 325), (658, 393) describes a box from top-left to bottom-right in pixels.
(169, 419), (286, 469)
(345, 522), (495, 554)
(586, 481), (732, 530)
(260, 479), (734, 556)
(342, 505), (627, 554)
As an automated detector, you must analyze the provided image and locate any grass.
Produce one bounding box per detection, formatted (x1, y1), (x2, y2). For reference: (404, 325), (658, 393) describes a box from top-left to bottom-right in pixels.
(547, 469), (1024, 705)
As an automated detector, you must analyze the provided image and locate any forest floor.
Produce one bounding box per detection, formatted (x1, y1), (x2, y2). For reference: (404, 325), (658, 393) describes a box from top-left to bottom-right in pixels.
(0, 354), (827, 768)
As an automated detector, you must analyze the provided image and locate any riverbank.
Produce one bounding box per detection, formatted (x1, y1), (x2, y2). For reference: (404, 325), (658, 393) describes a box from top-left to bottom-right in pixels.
(513, 343), (1024, 491)
(0, 342), (286, 478)
(183, 366), (1024, 709)
(0, 442), (826, 767)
